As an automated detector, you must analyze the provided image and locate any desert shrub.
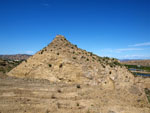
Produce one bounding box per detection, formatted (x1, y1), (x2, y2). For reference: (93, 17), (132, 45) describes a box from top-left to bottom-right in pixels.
(73, 57), (76, 59)
(112, 58), (116, 61)
(57, 89), (62, 93)
(109, 71), (112, 74)
(87, 58), (89, 61)
(75, 45), (77, 48)
(76, 84), (81, 88)
(41, 50), (44, 54)
(110, 64), (114, 67)
(105, 60), (108, 64)
(113, 61), (122, 67)
(103, 57), (110, 60)
(81, 56), (85, 59)
(59, 63), (63, 68)
(113, 61), (119, 65)
(57, 53), (59, 55)
(48, 64), (52, 67)
(102, 58), (106, 61)
(76, 102), (80, 106)
(51, 94), (56, 99)
(102, 64), (105, 68)
(92, 57), (96, 60)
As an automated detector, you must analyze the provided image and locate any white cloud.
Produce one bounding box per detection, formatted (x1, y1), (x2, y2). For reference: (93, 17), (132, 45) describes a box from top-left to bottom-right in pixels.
(122, 55), (150, 59)
(129, 42), (150, 47)
(25, 51), (34, 54)
(101, 48), (143, 53)
(115, 48), (143, 53)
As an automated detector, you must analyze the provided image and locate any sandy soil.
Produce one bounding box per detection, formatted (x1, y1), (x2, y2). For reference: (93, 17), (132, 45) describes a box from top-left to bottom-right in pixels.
(0, 74), (150, 113)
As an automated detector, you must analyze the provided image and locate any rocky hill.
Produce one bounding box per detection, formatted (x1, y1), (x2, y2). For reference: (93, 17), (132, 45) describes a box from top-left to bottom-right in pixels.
(4, 35), (150, 113)
(0, 54), (31, 61)
(8, 35), (135, 89)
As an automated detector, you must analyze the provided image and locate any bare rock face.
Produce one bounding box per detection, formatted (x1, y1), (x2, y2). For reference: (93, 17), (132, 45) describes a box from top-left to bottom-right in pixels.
(8, 35), (135, 89)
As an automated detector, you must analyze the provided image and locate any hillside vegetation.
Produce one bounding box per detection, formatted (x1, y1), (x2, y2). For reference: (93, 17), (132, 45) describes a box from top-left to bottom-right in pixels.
(0, 58), (23, 73)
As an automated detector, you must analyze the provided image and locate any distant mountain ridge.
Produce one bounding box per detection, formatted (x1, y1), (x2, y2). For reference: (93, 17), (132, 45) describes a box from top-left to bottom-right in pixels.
(0, 54), (31, 61)
(121, 59), (150, 67)
(120, 59), (143, 62)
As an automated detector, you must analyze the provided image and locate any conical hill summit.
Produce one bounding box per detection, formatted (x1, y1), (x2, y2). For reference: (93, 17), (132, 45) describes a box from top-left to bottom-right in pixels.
(8, 35), (135, 89)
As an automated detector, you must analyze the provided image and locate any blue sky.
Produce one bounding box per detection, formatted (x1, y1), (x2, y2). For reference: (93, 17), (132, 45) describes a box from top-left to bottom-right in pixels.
(0, 0), (150, 59)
